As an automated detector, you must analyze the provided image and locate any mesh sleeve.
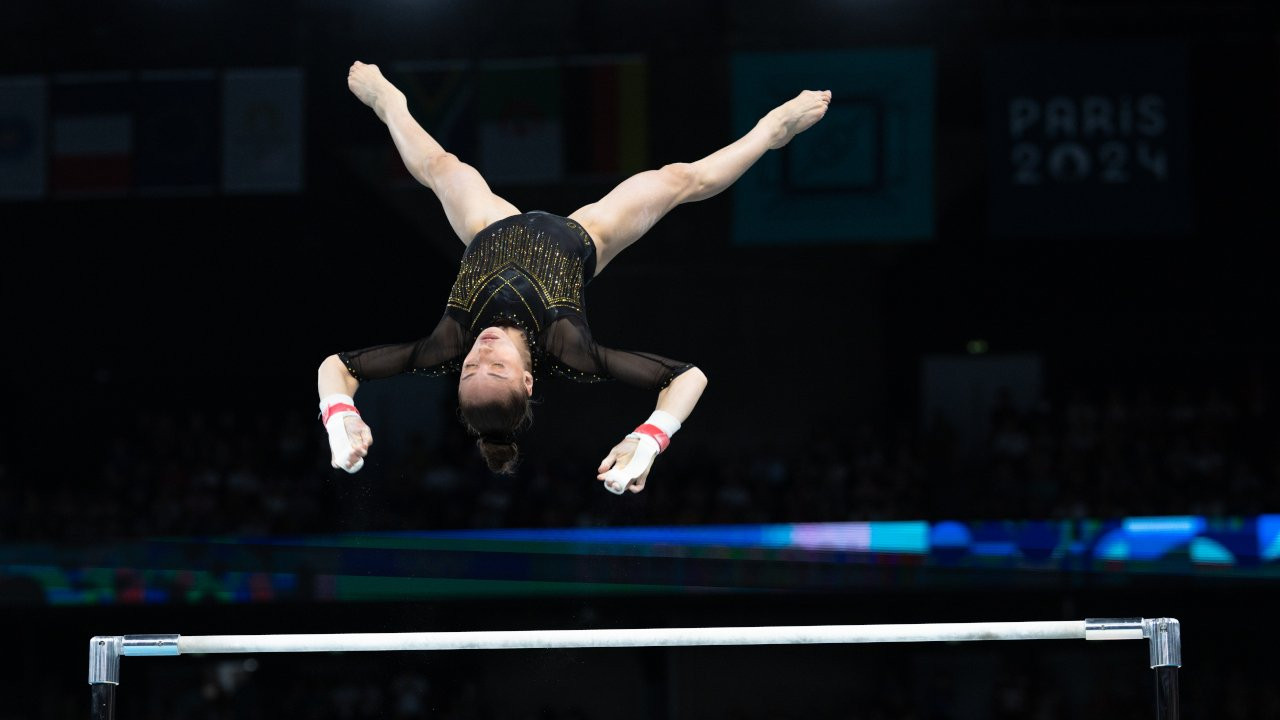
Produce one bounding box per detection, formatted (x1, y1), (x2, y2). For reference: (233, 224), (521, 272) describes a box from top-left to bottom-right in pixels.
(337, 313), (467, 381)
(542, 317), (694, 390)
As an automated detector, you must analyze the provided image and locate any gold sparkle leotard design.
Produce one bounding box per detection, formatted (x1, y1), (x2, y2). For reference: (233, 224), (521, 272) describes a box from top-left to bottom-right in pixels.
(339, 212), (691, 390)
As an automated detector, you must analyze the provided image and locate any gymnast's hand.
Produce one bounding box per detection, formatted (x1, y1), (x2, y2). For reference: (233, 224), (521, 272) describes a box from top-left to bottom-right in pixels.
(328, 414), (373, 473)
(597, 435), (658, 494)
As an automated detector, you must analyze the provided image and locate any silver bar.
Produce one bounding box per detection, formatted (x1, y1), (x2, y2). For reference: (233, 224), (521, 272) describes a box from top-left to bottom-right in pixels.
(172, 621), (1088, 655)
(1145, 618), (1182, 668)
(1084, 618), (1146, 640)
(88, 636), (121, 685)
(122, 635), (180, 657)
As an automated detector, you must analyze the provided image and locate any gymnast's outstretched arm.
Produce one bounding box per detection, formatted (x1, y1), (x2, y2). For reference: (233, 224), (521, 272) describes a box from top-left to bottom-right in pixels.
(597, 366), (708, 494)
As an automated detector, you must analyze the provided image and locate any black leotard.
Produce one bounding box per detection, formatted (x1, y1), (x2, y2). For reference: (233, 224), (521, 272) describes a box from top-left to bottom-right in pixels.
(338, 211), (693, 390)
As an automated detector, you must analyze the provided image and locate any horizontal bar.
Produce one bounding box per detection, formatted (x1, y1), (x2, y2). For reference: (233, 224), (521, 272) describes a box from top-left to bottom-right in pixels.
(1085, 617), (1145, 640)
(122, 635), (179, 657)
(168, 621), (1090, 655)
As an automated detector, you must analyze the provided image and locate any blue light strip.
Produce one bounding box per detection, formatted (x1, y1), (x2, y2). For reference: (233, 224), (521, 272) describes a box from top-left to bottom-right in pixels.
(4, 514), (1280, 608)
(393, 521), (930, 554)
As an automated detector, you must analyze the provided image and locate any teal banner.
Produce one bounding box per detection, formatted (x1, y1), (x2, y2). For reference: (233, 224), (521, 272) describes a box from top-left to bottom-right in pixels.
(731, 49), (934, 245)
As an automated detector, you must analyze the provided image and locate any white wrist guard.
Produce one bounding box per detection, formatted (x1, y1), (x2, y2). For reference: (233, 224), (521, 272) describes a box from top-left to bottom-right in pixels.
(630, 410), (681, 453)
(320, 394), (363, 473)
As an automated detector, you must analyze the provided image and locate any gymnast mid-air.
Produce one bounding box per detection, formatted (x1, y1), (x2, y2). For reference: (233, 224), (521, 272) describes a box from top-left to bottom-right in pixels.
(317, 60), (830, 494)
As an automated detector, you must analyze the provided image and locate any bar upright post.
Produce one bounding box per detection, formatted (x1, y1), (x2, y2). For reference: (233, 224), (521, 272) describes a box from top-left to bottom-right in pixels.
(89, 636), (122, 720)
(1145, 618), (1181, 720)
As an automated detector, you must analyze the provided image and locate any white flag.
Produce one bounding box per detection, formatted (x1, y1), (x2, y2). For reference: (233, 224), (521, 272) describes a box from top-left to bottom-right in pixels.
(222, 68), (304, 194)
(0, 76), (46, 200)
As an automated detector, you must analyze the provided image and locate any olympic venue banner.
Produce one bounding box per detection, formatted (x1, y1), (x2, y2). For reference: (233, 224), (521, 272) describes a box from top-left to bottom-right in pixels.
(985, 41), (1192, 238)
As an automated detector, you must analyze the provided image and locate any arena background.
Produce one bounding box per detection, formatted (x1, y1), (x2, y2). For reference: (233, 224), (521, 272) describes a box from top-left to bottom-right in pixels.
(2, 1), (1278, 718)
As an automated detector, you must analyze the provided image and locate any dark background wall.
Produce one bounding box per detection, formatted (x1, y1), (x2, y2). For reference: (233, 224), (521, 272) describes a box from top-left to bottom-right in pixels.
(2, 1), (1280, 718)
(5, 0), (1277, 475)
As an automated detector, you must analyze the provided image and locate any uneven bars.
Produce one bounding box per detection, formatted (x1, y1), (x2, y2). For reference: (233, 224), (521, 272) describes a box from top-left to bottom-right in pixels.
(152, 620), (1090, 654)
(89, 618), (1181, 720)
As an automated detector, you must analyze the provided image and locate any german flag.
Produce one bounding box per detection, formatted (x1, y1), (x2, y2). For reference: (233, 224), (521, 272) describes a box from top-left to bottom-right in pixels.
(561, 56), (649, 180)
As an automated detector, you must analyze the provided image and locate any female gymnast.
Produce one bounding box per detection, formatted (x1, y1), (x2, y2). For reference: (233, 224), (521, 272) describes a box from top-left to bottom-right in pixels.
(317, 60), (830, 494)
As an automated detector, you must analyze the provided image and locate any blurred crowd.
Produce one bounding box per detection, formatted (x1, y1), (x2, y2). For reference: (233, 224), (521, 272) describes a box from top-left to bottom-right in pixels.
(5, 378), (1277, 720)
(3, 376), (1277, 543)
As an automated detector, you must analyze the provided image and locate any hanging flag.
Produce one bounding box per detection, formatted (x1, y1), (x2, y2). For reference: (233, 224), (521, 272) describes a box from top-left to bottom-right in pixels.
(222, 68), (304, 194)
(0, 75), (46, 200)
(135, 69), (217, 195)
(51, 72), (133, 197)
(387, 60), (477, 187)
(476, 60), (563, 185)
(561, 56), (649, 179)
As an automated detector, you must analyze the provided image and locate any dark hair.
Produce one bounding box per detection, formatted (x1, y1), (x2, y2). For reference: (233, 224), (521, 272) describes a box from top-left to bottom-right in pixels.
(459, 386), (533, 475)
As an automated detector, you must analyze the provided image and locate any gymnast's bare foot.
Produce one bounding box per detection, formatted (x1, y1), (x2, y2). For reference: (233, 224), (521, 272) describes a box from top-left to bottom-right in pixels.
(347, 60), (405, 123)
(765, 90), (833, 149)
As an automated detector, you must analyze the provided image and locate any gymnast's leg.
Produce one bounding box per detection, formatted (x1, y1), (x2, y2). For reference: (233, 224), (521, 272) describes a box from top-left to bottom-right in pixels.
(347, 60), (520, 244)
(569, 89), (831, 274)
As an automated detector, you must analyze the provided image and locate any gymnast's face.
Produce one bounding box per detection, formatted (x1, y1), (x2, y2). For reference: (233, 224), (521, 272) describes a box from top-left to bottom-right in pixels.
(458, 327), (534, 402)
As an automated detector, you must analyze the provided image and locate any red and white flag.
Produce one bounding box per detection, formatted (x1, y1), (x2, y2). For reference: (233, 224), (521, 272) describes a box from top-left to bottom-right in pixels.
(51, 72), (133, 197)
